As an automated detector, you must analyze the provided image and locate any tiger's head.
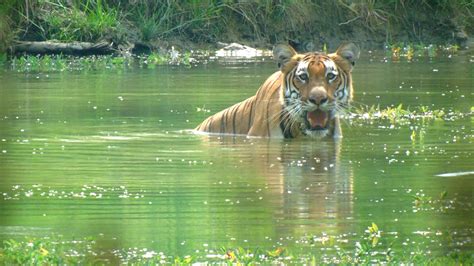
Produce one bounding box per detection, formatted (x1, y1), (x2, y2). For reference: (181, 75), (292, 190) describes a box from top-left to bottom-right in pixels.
(274, 43), (360, 138)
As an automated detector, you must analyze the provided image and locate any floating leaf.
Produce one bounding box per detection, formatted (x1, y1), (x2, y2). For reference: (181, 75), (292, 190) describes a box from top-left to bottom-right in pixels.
(369, 223), (379, 234)
(39, 247), (49, 256)
(267, 247), (284, 257)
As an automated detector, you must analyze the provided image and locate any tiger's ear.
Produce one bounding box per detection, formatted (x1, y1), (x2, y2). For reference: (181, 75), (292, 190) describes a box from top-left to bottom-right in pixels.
(335, 42), (360, 67)
(273, 44), (297, 70)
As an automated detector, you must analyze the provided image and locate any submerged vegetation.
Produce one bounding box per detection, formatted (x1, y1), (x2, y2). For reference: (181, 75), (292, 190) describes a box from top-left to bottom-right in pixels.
(1, 0), (473, 55)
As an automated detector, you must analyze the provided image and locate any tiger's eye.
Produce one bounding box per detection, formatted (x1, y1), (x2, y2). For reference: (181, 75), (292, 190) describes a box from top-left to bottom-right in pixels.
(327, 73), (336, 80)
(298, 73), (308, 81)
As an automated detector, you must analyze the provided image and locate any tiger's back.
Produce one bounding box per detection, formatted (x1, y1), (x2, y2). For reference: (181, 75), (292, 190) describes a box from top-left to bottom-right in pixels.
(194, 71), (287, 137)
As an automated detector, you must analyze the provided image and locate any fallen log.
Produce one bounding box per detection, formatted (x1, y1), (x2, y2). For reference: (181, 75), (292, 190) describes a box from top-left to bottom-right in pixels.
(12, 41), (114, 55)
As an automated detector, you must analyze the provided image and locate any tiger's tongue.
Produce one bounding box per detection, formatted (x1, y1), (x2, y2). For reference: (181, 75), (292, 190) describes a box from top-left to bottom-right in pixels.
(307, 110), (328, 129)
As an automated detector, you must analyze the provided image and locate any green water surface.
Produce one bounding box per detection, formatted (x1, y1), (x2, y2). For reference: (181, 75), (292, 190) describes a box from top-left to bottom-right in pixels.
(0, 54), (472, 262)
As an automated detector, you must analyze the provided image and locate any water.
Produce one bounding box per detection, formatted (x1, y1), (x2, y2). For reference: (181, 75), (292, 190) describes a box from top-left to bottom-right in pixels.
(0, 54), (473, 262)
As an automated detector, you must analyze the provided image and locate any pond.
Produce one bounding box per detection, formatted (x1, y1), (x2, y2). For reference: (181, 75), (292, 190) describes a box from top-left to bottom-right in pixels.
(0, 52), (472, 263)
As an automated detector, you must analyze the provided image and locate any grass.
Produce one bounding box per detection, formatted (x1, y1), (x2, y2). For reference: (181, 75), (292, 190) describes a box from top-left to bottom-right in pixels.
(37, 0), (121, 42)
(1, 1), (472, 54)
(128, 1), (224, 43)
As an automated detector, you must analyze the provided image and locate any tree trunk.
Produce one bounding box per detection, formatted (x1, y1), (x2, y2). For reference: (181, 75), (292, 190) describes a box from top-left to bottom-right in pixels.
(12, 41), (114, 55)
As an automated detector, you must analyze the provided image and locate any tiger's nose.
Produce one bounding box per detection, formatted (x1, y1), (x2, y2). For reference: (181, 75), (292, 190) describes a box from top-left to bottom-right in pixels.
(309, 87), (328, 105)
(309, 96), (328, 105)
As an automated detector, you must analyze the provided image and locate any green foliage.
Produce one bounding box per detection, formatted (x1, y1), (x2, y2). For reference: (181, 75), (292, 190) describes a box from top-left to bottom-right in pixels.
(128, 1), (224, 42)
(146, 52), (169, 66)
(2, 0), (472, 51)
(0, 53), (6, 66)
(1, 229), (473, 265)
(0, 1), (17, 52)
(10, 54), (133, 72)
(387, 43), (461, 61)
(39, 0), (121, 42)
(2, 239), (50, 265)
(8, 49), (196, 73)
(0, 237), (96, 265)
(352, 104), (450, 122)
(136, 49), (193, 67)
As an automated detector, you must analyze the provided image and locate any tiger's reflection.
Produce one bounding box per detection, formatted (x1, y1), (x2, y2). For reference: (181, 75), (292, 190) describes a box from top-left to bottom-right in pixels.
(197, 134), (354, 235)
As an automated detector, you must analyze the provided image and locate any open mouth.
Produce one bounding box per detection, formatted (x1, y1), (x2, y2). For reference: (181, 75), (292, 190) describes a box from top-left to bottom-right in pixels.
(304, 109), (329, 131)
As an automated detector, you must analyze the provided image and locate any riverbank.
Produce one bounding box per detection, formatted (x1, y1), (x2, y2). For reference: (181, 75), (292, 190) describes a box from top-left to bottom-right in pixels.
(1, 1), (473, 55)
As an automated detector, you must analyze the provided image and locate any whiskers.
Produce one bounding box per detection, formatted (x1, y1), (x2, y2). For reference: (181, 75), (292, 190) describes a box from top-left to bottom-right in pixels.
(267, 96), (362, 136)
(267, 99), (303, 135)
(331, 102), (350, 116)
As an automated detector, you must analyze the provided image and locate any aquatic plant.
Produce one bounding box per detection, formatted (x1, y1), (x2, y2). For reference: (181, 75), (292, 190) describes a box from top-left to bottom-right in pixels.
(411, 190), (462, 213)
(387, 42), (461, 61)
(7, 47), (199, 73)
(350, 104), (455, 122)
(2, 223), (472, 265)
(0, 237), (97, 265)
(9, 54), (128, 72)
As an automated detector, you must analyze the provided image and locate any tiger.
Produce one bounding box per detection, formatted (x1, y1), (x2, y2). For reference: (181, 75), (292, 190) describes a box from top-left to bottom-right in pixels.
(194, 42), (360, 139)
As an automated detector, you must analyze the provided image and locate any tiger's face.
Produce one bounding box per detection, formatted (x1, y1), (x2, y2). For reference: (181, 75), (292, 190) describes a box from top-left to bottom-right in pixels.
(274, 43), (360, 138)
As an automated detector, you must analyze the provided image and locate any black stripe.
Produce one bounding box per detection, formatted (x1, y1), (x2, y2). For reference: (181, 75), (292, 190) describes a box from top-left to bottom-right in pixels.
(286, 72), (293, 96)
(266, 101), (271, 137)
(221, 109), (228, 133)
(232, 105), (237, 135)
(207, 117), (213, 132)
(279, 111), (293, 139)
(340, 72), (347, 101)
(248, 101), (254, 132)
